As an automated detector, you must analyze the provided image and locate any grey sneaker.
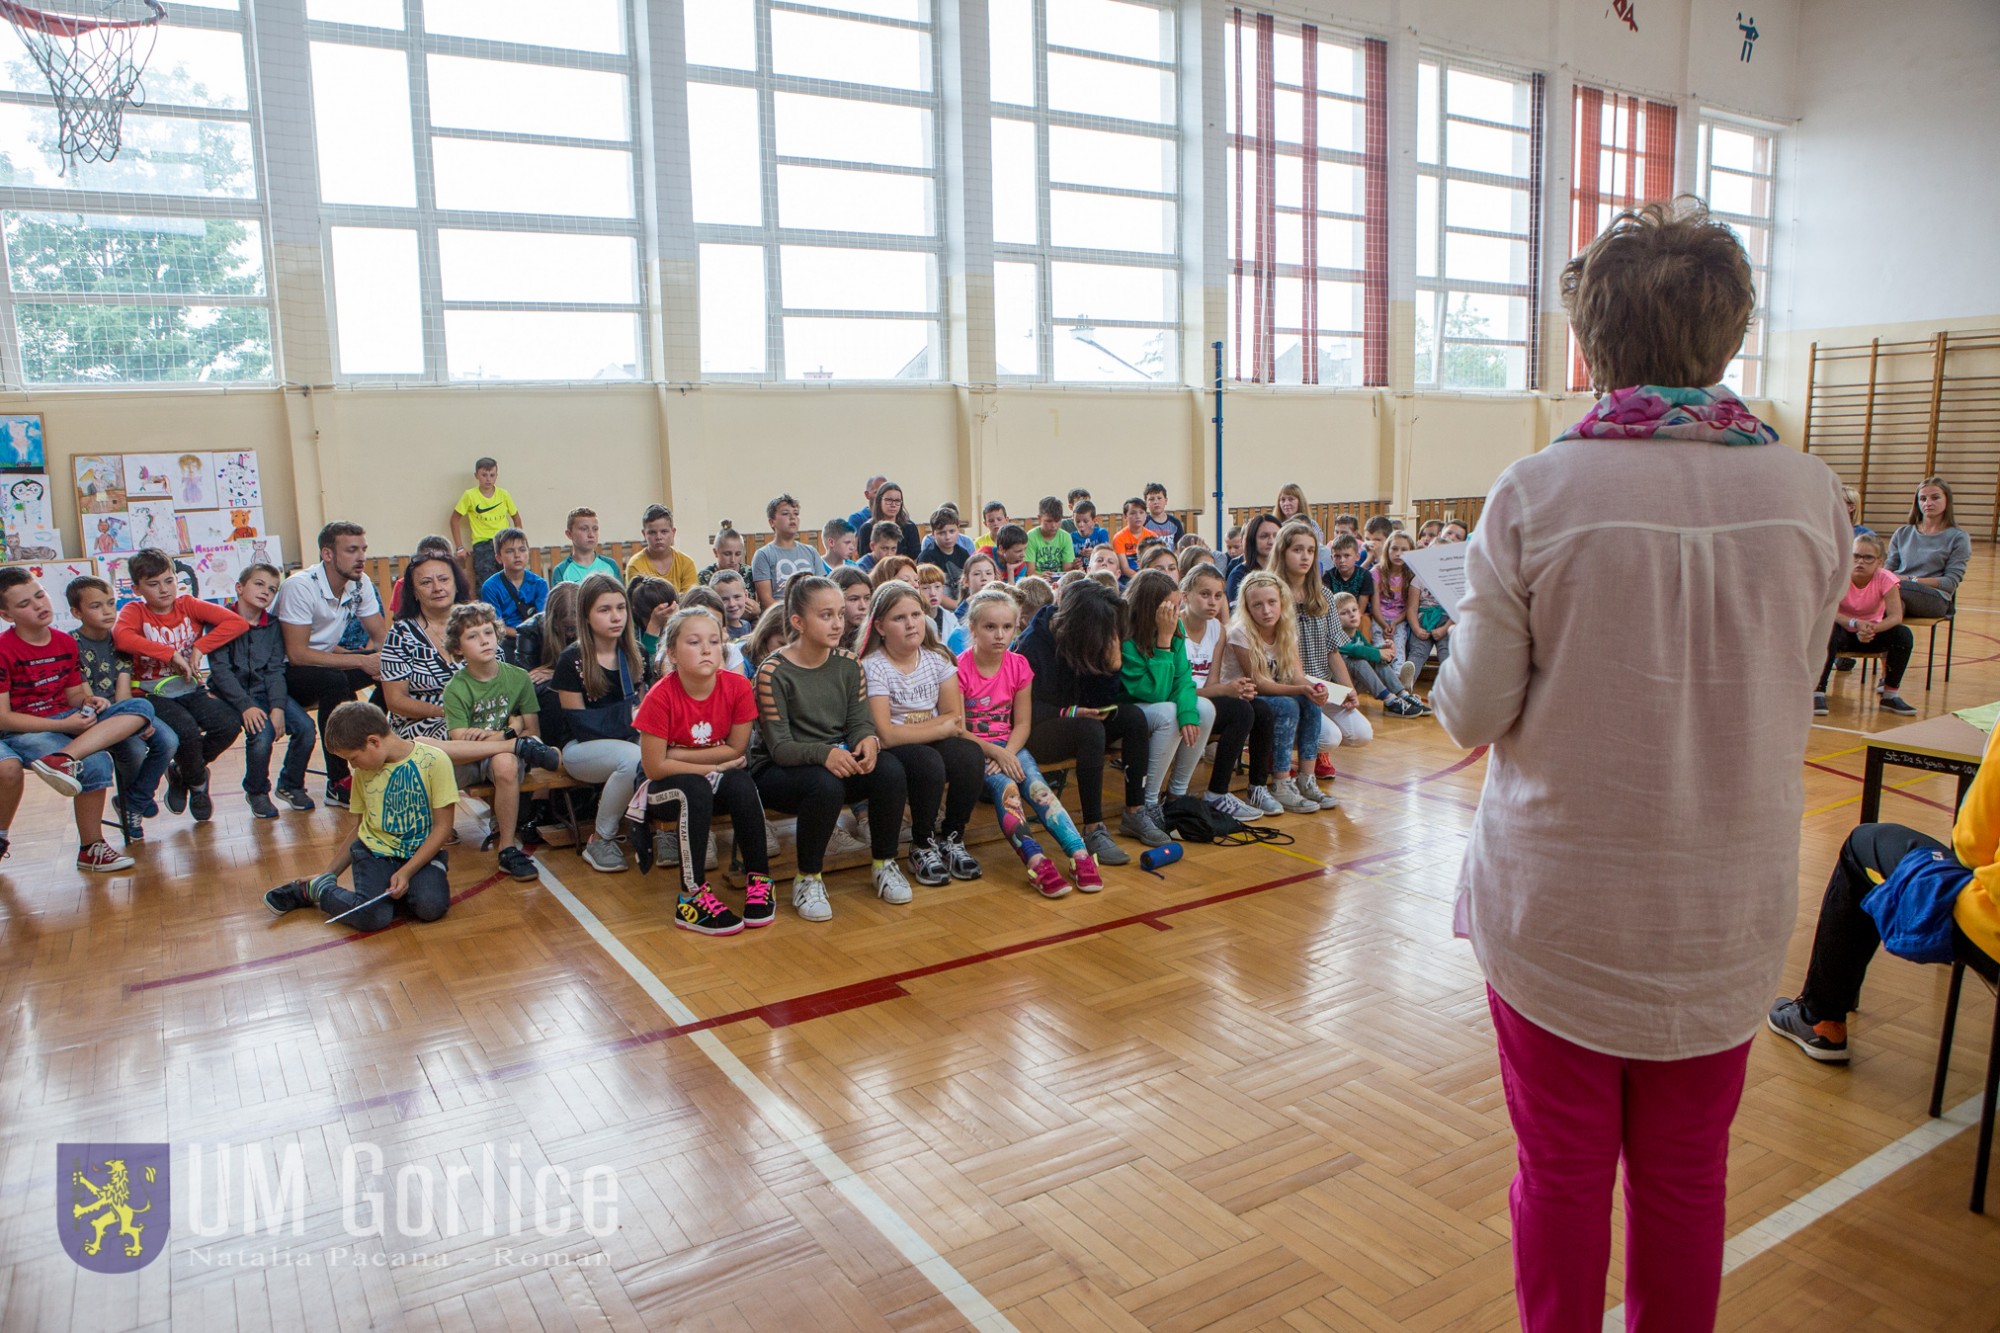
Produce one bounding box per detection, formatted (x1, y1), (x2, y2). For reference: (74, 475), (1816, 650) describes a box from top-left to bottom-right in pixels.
(1084, 825), (1130, 866)
(1204, 790), (1264, 822)
(583, 835), (629, 873)
(874, 858), (914, 904)
(654, 829), (681, 867)
(1766, 996), (1849, 1063)
(909, 838), (950, 887)
(792, 874), (832, 922)
(825, 826), (871, 862)
(246, 791), (280, 820)
(1397, 659), (1418, 690)
(1296, 772), (1339, 810)
(940, 831), (982, 880)
(1247, 784), (1285, 816)
(1119, 803), (1169, 847)
(1271, 777), (1318, 814)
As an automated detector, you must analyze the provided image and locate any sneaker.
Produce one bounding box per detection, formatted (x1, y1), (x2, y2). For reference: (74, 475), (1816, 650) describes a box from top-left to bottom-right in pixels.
(1313, 752), (1338, 781)
(1030, 857), (1073, 898)
(1296, 772), (1339, 811)
(655, 829), (681, 867)
(110, 796), (144, 842)
(263, 879), (311, 915)
(1084, 825), (1130, 867)
(76, 841), (135, 874)
(940, 831), (982, 880)
(792, 874), (832, 922)
(498, 846), (538, 881)
(741, 876), (776, 928)
(324, 777), (352, 809)
(676, 886), (745, 936)
(1403, 693), (1432, 716)
(274, 786), (316, 812)
(164, 771), (188, 815)
(247, 792), (280, 820)
(910, 838), (949, 887)
(583, 835), (629, 873)
(1247, 784), (1285, 816)
(29, 752), (83, 798)
(1766, 997), (1849, 1064)
(1834, 656), (1857, 672)
(1204, 790), (1264, 822)
(874, 859), (914, 905)
(1384, 696), (1421, 718)
(1881, 693), (1918, 716)
(513, 735), (562, 772)
(0, 832), (9, 862)
(1271, 777), (1318, 814)
(1070, 852), (1104, 893)
(1396, 659), (1419, 691)
(189, 780), (214, 823)
(1812, 692), (1828, 716)
(1119, 803), (1170, 848)
(825, 826), (871, 863)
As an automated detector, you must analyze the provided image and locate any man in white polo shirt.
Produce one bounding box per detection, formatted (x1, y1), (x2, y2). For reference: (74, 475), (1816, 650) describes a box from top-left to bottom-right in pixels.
(277, 520), (386, 807)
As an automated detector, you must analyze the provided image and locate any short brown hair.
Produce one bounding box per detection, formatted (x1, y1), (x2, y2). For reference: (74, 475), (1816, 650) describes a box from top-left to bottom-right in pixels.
(326, 700), (392, 753)
(1561, 197), (1754, 390)
(445, 601), (500, 656)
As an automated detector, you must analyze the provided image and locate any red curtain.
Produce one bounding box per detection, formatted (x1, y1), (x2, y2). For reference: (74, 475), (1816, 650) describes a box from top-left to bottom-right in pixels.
(1570, 86), (1677, 388)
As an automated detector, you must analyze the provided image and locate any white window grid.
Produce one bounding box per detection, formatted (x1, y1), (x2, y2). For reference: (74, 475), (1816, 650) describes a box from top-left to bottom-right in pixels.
(0, 1), (276, 387)
(993, 0), (1179, 384)
(1697, 114), (1776, 397)
(307, 2), (648, 383)
(1414, 51), (1544, 392)
(687, 0), (945, 383)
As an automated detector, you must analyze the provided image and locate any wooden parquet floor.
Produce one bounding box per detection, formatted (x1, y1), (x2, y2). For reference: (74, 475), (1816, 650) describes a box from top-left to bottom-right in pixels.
(9, 565), (2000, 1330)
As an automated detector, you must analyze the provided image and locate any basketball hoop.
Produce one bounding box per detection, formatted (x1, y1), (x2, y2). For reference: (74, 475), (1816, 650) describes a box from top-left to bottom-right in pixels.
(0, 0), (165, 171)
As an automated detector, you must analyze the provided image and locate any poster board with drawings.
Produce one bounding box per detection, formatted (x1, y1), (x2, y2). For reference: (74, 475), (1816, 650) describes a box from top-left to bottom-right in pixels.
(100, 536), (282, 609)
(69, 450), (266, 577)
(4, 559), (94, 632)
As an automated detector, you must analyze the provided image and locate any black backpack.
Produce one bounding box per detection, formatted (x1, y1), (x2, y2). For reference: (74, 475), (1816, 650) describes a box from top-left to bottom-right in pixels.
(1160, 795), (1295, 847)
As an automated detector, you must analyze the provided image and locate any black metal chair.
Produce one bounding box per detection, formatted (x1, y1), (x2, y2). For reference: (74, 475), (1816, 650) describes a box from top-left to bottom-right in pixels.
(1928, 926), (2000, 1212)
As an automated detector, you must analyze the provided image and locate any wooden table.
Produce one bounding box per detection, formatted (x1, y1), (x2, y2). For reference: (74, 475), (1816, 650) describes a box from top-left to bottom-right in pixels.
(1861, 711), (1992, 823)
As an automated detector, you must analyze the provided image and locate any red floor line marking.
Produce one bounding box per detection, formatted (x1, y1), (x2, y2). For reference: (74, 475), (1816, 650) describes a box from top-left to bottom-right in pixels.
(127, 871), (511, 994)
(1802, 759), (1956, 813)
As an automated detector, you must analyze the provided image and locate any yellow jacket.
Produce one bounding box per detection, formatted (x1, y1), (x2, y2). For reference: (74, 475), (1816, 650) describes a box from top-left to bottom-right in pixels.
(1952, 723), (2000, 959)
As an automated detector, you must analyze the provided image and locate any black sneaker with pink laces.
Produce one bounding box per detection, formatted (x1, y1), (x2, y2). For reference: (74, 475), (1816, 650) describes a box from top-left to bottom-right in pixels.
(675, 886), (745, 936)
(740, 875), (776, 928)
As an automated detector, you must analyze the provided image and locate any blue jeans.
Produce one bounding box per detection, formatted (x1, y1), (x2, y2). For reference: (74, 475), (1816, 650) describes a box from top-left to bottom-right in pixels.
(104, 698), (176, 807)
(1268, 694), (1321, 775)
(0, 704), (129, 793)
(241, 696), (316, 795)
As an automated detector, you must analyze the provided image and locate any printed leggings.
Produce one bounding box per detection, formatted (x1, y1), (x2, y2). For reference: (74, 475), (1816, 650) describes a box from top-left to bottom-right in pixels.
(981, 749), (1085, 869)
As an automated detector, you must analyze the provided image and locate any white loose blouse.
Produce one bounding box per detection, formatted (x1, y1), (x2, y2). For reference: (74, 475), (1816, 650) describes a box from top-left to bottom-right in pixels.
(1432, 436), (1851, 1060)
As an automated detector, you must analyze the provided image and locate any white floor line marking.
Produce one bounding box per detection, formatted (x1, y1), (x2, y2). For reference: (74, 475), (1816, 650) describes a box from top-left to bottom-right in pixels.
(533, 858), (1020, 1333)
(1811, 723), (1885, 738)
(1601, 1094), (1983, 1330)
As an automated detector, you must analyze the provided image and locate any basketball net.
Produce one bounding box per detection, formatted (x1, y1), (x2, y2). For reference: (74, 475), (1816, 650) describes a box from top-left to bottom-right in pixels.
(0, 0), (164, 171)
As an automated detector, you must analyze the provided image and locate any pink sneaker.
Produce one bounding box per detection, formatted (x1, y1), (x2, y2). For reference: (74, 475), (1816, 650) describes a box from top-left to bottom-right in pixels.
(1070, 853), (1103, 893)
(1030, 857), (1073, 899)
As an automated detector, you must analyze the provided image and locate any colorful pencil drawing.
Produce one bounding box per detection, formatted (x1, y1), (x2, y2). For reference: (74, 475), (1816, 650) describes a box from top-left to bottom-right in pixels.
(227, 506), (264, 539)
(125, 499), (180, 552)
(74, 456), (125, 514)
(175, 452), (217, 509)
(238, 534), (282, 570)
(90, 514), (133, 554)
(4, 474), (52, 534)
(99, 552), (138, 604)
(6, 526), (62, 561)
(178, 509), (234, 550)
(0, 415), (43, 472)
(214, 451), (260, 508)
(124, 454), (175, 499)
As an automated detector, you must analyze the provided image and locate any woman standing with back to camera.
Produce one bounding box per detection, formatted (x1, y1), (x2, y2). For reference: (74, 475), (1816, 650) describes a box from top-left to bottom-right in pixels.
(1431, 199), (1851, 1333)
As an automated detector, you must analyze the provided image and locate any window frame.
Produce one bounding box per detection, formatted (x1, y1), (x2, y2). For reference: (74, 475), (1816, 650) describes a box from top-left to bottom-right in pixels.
(686, 0), (946, 384)
(1696, 111), (1777, 397)
(1567, 83), (1676, 390)
(992, 0), (1181, 385)
(1413, 50), (1545, 394)
(306, 4), (649, 385)
(0, 1), (278, 388)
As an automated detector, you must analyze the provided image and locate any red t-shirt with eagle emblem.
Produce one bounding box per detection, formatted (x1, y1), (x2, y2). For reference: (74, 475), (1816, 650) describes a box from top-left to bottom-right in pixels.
(634, 668), (756, 751)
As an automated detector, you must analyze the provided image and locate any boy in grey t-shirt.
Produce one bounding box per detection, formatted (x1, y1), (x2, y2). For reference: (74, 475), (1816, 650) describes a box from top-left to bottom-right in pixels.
(752, 492), (827, 609)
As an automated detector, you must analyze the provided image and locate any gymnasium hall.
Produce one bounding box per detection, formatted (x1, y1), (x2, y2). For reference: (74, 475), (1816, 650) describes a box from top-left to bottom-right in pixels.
(4, 0), (2000, 1329)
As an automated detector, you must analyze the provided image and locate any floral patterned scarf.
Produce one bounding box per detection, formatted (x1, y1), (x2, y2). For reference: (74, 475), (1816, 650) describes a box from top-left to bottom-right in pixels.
(1556, 384), (1777, 447)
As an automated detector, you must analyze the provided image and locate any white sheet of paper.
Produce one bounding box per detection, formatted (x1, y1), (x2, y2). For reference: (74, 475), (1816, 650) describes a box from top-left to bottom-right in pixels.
(1399, 542), (1469, 621)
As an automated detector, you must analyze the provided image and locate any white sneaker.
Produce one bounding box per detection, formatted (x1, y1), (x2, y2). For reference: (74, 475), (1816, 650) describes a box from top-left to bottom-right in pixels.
(792, 874), (832, 922)
(873, 859), (913, 905)
(1271, 777), (1318, 814)
(1296, 773), (1339, 810)
(1247, 784), (1285, 816)
(1397, 659), (1418, 691)
(654, 829), (680, 867)
(583, 835), (629, 873)
(1204, 790), (1265, 822)
(826, 826), (871, 862)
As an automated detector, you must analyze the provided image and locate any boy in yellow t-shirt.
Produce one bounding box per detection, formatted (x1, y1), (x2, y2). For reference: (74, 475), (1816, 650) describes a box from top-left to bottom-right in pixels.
(262, 702), (459, 932)
(450, 456), (522, 589)
(624, 503), (698, 592)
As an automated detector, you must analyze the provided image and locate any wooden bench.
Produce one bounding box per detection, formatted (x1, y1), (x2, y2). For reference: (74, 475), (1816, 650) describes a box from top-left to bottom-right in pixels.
(1227, 500), (1389, 531)
(1412, 496), (1484, 529)
(461, 767), (591, 850)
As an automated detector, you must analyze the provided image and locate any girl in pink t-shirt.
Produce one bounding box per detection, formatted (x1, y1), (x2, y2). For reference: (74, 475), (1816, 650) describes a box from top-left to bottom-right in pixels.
(955, 589), (1101, 897)
(1816, 532), (1915, 716)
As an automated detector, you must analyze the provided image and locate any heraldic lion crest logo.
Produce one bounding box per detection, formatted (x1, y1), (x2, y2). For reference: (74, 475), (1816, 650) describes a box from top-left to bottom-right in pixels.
(58, 1143), (170, 1273)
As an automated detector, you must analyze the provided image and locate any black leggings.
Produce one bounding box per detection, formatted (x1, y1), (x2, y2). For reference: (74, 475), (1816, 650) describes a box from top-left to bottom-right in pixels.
(150, 686), (243, 786)
(1818, 624), (1914, 691)
(887, 738), (982, 845)
(1208, 695), (1273, 792)
(1025, 707), (1150, 823)
(755, 753), (908, 875)
(646, 770), (769, 894)
(287, 664), (375, 783)
(1799, 822), (1946, 1020)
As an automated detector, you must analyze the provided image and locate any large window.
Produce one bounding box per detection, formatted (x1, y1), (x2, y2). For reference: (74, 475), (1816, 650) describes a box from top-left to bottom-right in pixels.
(307, 0), (645, 382)
(686, 0), (942, 381)
(1568, 85), (1675, 388)
(1224, 12), (1387, 386)
(0, 2), (273, 385)
(1414, 55), (1544, 392)
(990, 0), (1179, 383)
(1697, 115), (1776, 397)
